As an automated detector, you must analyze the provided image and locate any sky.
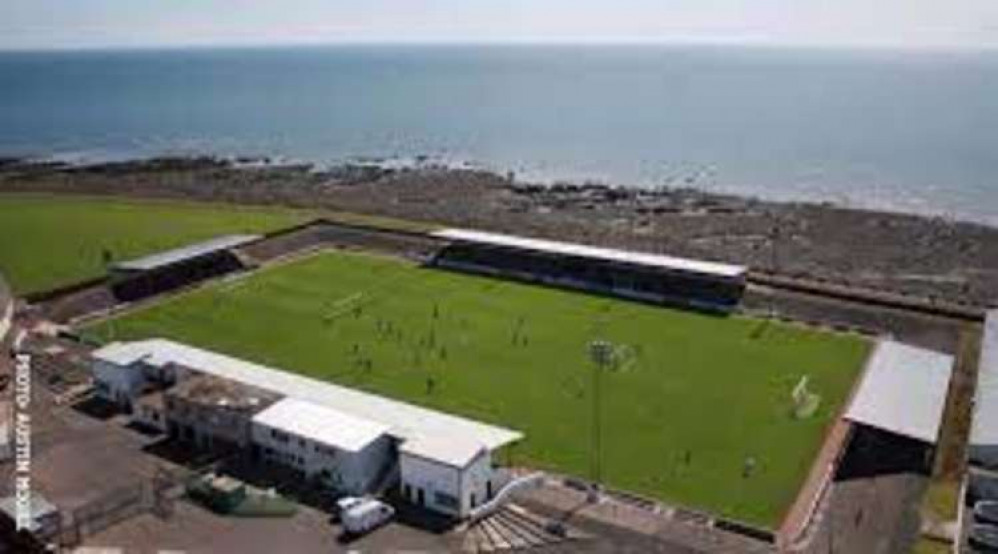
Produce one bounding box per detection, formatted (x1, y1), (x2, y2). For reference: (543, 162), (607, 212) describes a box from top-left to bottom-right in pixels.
(2, 0), (998, 51)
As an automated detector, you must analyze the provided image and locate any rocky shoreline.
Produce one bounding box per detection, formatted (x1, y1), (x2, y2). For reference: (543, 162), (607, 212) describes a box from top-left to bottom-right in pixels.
(1, 155), (996, 308)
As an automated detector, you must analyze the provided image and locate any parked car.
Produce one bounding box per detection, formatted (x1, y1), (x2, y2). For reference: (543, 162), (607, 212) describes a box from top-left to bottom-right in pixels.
(341, 499), (394, 536)
(333, 496), (364, 522)
(970, 523), (998, 551)
(977, 501), (998, 526)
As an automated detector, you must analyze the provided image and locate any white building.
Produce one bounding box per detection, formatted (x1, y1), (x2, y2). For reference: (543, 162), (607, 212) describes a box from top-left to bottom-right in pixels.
(844, 339), (955, 444)
(90, 338), (523, 517)
(971, 310), (998, 467)
(90, 339), (521, 449)
(251, 398), (393, 495)
(399, 435), (498, 518)
(92, 345), (153, 410)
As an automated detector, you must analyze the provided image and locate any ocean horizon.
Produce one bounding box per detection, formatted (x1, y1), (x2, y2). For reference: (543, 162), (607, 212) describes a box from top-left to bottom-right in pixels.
(1, 43), (996, 225)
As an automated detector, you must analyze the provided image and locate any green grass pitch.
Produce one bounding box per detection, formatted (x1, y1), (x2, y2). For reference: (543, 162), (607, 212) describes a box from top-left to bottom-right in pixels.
(85, 249), (870, 527)
(0, 195), (306, 295)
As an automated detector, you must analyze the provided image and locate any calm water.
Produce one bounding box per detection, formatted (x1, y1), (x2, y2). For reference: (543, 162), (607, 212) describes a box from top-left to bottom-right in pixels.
(1, 45), (997, 224)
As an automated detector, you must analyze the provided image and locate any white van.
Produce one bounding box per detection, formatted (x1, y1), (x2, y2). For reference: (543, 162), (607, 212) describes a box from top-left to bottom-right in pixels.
(332, 496), (364, 522)
(341, 499), (395, 536)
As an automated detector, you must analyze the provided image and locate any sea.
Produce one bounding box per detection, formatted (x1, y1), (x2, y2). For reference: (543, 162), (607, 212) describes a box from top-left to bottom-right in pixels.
(1, 44), (996, 225)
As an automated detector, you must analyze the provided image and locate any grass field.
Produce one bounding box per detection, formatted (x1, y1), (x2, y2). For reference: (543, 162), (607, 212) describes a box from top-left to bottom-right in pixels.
(0, 195), (306, 295)
(85, 249), (870, 527)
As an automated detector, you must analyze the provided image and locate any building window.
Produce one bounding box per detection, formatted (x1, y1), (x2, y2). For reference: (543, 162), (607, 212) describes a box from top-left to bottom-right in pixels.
(435, 492), (459, 510)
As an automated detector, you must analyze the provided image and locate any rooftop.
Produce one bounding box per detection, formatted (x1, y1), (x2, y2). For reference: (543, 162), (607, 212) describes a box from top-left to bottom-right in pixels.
(844, 340), (954, 444)
(400, 434), (487, 468)
(94, 341), (150, 366)
(91, 338), (522, 453)
(972, 310), (998, 448)
(432, 228), (746, 279)
(253, 398), (389, 453)
(168, 371), (279, 412)
(0, 493), (57, 532)
(110, 234), (260, 272)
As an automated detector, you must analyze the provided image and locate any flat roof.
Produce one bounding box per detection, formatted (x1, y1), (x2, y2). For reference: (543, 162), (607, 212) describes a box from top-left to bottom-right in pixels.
(400, 434), (487, 468)
(431, 228), (746, 279)
(92, 339), (522, 453)
(92, 341), (150, 366)
(844, 340), (954, 443)
(253, 398), (389, 453)
(110, 234), (261, 272)
(972, 310), (998, 447)
(0, 492), (57, 531)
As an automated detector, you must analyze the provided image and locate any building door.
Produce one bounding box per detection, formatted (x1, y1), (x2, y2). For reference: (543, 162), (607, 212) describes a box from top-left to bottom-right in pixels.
(417, 488), (425, 506)
(487, 480), (493, 500)
(404, 484), (412, 501)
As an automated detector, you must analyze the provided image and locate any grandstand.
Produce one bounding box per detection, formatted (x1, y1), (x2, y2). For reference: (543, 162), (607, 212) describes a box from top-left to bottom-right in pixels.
(108, 234), (260, 302)
(430, 228), (748, 310)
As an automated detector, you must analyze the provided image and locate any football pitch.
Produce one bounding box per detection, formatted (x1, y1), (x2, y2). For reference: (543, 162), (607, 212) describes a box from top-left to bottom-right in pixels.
(0, 195), (305, 295)
(85, 249), (870, 527)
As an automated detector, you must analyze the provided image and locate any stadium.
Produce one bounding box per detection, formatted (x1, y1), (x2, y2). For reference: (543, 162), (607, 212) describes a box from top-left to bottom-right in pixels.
(76, 219), (873, 532)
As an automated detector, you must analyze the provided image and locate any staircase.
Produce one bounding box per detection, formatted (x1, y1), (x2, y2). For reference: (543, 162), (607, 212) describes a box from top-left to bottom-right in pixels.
(462, 503), (587, 552)
(370, 459), (400, 496)
(468, 473), (545, 522)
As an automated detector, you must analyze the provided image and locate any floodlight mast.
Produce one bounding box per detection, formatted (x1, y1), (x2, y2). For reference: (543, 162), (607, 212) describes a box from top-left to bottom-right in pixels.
(588, 339), (614, 501)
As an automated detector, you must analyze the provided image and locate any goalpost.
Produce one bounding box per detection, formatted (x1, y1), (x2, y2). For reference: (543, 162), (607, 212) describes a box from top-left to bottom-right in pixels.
(791, 375), (821, 419)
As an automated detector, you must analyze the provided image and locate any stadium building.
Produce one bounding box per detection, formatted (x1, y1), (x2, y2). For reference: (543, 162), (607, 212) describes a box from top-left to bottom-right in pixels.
(844, 340), (955, 448)
(430, 228), (747, 310)
(89, 338), (522, 518)
(970, 310), (998, 467)
(966, 311), (998, 504)
(107, 234), (259, 302)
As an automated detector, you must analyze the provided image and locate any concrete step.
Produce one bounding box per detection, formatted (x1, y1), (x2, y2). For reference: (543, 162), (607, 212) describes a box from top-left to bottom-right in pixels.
(471, 524), (495, 553)
(493, 510), (550, 548)
(501, 504), (558, 538)
(462, 528), (481, 553)
(481, 518), (512, 551)
(488, 512), (531, 550)
(503, 503), (589, 542)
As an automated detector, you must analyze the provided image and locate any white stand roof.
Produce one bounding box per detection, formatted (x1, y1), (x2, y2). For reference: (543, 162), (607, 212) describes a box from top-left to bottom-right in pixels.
(845, 340), (954, 444)
(110, 234), (260, 272)
(432, 228), (746, 279)
(972, 311), (998, 448)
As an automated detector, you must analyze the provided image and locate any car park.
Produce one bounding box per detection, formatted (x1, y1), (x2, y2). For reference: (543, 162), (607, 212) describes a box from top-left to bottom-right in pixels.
(977, 501), (998, 526)
(969, 523), (998, 552)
